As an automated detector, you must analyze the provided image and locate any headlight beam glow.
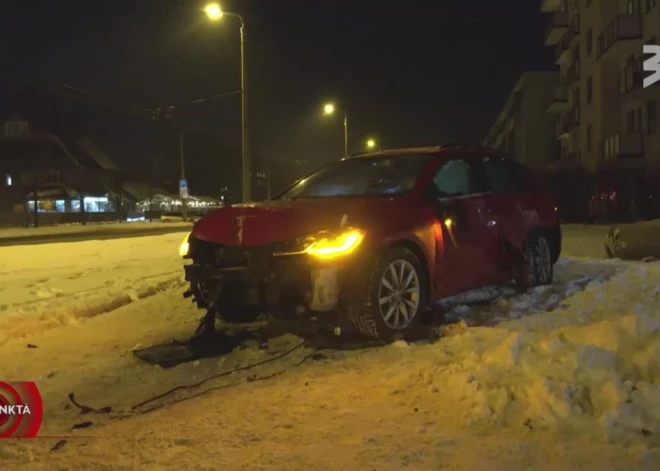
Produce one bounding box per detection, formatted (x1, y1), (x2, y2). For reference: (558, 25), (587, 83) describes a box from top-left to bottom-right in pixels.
(179, 233), (191, 257)
(305, 229), (365, 260)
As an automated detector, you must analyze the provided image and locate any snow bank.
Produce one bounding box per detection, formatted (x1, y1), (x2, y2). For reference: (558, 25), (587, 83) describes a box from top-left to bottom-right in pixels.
(429, 260), (660, 443)
(0, 232), (188, 344)
(0, 221), (191, 240)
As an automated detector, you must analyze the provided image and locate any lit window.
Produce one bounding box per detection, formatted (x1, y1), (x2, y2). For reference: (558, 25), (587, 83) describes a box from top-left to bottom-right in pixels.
(5, 174), (11, 186)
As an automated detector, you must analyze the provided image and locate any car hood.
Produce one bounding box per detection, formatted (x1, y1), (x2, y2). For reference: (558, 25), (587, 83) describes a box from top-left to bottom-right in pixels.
(192, 197), (408, 246)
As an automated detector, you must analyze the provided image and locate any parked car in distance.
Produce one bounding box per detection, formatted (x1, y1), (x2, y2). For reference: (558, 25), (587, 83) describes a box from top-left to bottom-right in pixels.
(180, 145), (561, 341)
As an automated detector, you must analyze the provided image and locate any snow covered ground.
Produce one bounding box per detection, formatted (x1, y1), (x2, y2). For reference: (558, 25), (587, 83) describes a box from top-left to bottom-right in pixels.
(1, 225), (660, 469)
(0, 221), (191, 240)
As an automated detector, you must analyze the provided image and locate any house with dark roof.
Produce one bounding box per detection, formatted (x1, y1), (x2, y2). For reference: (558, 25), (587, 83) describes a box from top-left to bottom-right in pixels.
(0, 88), (136, 225)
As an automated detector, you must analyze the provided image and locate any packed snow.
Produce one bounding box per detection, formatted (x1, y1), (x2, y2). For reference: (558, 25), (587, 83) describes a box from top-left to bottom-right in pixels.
(0, 233), (188, 344)
(1, 224), (660, 469)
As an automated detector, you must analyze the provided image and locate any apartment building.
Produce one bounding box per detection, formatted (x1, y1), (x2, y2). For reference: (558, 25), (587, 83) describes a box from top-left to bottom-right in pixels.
(482, 72), (594, 220)
(484, 72), (560, 170)
(543, 0), (660, 221)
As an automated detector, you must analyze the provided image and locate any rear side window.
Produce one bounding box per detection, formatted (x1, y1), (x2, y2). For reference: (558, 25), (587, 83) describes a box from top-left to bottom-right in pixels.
(511, 161), (541, 193)
(481, 155), (532, 194)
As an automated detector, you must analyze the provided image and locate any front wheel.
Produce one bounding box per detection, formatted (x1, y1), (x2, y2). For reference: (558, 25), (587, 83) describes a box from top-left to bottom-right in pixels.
(515, 232), (554, 290)
(349, 247), (429, 341)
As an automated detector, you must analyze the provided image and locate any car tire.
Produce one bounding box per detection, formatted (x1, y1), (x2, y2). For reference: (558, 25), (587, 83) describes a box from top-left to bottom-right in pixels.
(349, 247), (429, 341)
(162, 219), (170, 223)
(515, 231), (554, 290)
(548, 224), (562, 264)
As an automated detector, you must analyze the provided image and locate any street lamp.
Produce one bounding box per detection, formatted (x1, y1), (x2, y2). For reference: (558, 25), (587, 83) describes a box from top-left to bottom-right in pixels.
(204, 3), (222, 19)
(366, 138), (376, 150)
(323, 102), (348, 158)
(205, 3), (251, 202)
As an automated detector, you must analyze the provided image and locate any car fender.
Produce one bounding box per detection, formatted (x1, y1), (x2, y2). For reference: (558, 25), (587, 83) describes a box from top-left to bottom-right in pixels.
(379, 223), (438, 299)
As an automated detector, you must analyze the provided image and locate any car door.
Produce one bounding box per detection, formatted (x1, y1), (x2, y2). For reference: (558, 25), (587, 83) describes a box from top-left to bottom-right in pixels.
(476, 154), (540, 264)
(426, 156), (503, 297)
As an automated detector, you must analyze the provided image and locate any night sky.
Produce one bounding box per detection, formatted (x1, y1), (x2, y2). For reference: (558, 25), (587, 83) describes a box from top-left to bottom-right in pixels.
(1, 0), (553, 186)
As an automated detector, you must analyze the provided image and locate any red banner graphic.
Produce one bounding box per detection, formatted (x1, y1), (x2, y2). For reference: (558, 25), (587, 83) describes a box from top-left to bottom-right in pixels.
(0, 382), (43, 438)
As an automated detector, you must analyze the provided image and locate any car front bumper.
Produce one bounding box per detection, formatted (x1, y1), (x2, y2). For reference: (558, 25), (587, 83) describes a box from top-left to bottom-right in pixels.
(183, 249), (372, 315)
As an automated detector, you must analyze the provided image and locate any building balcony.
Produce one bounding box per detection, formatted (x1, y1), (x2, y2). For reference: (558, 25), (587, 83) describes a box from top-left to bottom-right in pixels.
(619, 58), (648, 100)
(568, 15), (579, 40)
(566, 61), (580, 85)
(556, 108), (579, 139)
(597, 133), (643, 169)
(555, 34), (570, 64)
(597, 15), (643, 59)
(541, 0), (564, 12)
(619, 64), (645, 96)
(544, 11), (568, 45)
(546, 85), (570, 112)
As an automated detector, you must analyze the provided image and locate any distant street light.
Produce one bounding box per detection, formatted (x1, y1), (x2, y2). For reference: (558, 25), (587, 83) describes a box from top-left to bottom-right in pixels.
(205, 3), (251, 202)
(366, 138), (376, 150)
(323, 102), (348, 158)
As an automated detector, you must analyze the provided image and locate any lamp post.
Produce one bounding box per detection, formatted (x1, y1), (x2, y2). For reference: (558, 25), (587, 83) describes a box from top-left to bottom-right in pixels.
(205, 3), (251, 202)
(179, 131), (188, 221)
(323, 103), (348, 158)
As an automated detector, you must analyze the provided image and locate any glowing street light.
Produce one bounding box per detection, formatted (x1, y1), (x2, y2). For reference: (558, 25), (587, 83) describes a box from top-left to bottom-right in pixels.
(204, 3), (223, 20)
(204, 3), (251, 202)
(322, 102), (348, 158)
(366, 138), (376, 150)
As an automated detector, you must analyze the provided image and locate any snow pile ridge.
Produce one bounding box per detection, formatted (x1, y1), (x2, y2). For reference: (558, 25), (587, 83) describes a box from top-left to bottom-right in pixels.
(430, 261), (660, 443)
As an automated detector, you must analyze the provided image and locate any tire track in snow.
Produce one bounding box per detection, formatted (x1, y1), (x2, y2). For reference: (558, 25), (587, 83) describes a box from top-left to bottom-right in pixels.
(2, 270), (182, 309)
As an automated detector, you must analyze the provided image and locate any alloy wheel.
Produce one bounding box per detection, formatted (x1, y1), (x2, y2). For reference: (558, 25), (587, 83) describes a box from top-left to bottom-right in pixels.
(377, 259), (421, 330)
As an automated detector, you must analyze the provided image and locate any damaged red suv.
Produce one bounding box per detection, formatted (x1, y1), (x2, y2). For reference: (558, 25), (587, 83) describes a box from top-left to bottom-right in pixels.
(181, 146), (561, 340)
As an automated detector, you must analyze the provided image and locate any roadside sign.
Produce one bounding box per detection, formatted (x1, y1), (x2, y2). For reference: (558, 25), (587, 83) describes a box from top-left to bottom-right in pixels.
(179, 179), (189, 199)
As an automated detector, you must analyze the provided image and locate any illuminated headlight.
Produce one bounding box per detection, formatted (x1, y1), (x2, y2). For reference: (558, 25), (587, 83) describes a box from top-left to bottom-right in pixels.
(179, 232), (191, 257)
(305, 228), (365, 260)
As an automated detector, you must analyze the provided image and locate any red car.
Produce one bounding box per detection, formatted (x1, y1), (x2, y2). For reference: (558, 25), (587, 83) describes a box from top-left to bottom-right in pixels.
(181, 145), (561, 340)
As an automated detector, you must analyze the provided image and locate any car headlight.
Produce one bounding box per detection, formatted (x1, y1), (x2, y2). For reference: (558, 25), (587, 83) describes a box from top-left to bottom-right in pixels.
(179, 232), (191, 257)
(305, 228), (365, 260)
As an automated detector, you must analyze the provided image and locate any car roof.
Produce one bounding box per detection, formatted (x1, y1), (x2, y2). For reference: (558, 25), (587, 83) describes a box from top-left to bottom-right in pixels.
(346, 145), (498, 159)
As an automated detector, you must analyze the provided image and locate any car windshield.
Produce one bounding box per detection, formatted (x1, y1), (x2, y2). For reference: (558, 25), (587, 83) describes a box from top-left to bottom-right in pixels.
(274, 154), (433, 200)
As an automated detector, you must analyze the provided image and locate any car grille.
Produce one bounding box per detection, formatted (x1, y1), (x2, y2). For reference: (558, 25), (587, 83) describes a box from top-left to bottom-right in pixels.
(189, 236), (306, 268)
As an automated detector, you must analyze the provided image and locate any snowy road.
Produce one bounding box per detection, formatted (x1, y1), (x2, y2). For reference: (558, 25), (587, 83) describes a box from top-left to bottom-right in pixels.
(1, 226), (660, 470)
(0, 222), (191, 247)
